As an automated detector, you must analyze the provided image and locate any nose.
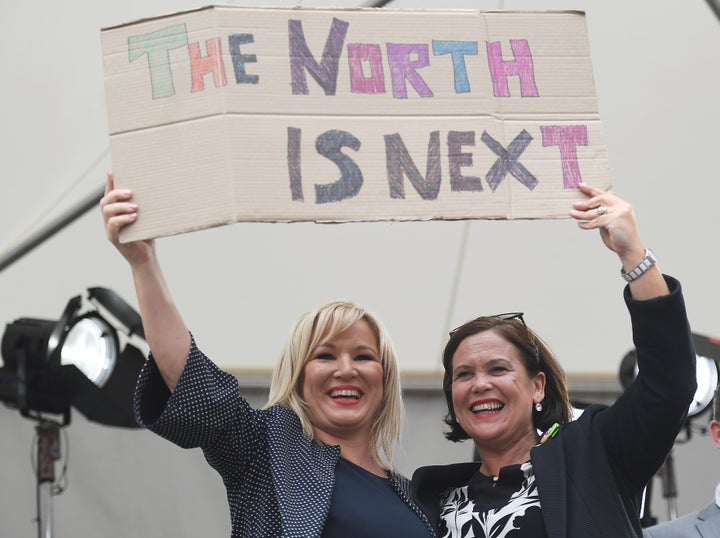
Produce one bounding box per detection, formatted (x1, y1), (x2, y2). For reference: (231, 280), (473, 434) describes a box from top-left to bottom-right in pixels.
(469, 373), (492, 393)
(333, 354), (357, 378)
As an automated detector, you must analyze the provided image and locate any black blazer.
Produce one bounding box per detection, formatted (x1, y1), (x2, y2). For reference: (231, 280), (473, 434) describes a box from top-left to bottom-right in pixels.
(412, 277), (696, 538)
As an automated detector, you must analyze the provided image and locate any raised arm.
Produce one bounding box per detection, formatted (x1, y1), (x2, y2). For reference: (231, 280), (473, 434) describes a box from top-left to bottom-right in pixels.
(571, 182), (695, 486)
(100, 171), (190, 391)
(570, 182), (669, 300)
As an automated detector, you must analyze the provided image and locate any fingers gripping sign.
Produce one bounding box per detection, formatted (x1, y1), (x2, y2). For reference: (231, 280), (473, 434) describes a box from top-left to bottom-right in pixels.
(101, 171), (154, 265)
(570, 182), (644, 262)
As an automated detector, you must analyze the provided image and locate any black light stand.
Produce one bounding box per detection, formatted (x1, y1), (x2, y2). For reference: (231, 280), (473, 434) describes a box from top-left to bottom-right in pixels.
(10, 334), (71, 538)
(1, 288), (146, 537)
(2, 336), (65, 538)
(35, 419), (63, 538)
(643, 416), (709, 527)
(639, 446), (680, 527)
(656, 448), (678, 521)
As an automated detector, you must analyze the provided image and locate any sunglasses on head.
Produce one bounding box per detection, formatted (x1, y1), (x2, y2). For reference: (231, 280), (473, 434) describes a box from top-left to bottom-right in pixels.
(449, 312), (526, 336)
(449, 312), (540, 363)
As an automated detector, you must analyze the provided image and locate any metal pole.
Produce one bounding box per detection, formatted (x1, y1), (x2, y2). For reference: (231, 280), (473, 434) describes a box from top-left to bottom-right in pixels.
(659, 449), (678, 521)
(359, 0), (395, 6)
(36, 420), (61, 538)
(0, 184), (104, 273)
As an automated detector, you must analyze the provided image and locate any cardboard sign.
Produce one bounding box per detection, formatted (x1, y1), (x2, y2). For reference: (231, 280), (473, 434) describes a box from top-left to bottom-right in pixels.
(101, 5), (611, 242)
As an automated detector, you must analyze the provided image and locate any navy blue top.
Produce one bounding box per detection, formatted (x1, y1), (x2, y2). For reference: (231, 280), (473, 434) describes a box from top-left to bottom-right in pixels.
(322, 458), (432, 537)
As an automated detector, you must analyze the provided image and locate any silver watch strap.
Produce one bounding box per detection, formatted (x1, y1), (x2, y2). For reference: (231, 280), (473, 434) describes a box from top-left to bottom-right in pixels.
(620, 248), (657, 282)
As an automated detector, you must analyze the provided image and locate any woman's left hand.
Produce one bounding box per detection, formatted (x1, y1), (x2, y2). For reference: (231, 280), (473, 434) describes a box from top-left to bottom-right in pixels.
(570, 182), (646, 268)
(571, 183), (669, 299)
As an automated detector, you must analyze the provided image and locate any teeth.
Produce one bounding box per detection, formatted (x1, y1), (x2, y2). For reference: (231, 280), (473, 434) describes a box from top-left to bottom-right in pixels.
(472, 402), (503, 413)
(330, 389), (361, 399)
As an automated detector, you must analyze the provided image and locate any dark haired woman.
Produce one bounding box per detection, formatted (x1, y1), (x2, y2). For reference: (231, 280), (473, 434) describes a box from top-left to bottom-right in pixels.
(412, 183), (696, 538)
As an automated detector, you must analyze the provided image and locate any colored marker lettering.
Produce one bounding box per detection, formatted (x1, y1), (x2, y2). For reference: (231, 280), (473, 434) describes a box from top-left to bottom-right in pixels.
(481, 130), (538, 191)
(348, 43), (386, 94)
(385, 132), (441, 199)
(386, 44), (433, 99)
(486, 39), (539, 98)
(287, 127), (304, 201)
(432, 40), (478, 94)
(128, 24), (189, 99)
(314, 130), (363, 204)
(540, 125), (588, 188)
(448, 131), (483, 191)
(289, 18), (349, 95)
(189, 38), (227, 92)
(228, 34), (259, 84)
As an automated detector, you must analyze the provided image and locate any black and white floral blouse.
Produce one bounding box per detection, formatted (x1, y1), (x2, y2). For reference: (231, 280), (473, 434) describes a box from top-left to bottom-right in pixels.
(438, 462), (546, 538)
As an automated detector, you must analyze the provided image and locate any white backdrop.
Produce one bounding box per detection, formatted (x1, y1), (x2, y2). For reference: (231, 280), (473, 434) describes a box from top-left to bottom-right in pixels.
(0, 0), (720, 375)
(1, 0), (719, 378)
(1, 0), (719, 536)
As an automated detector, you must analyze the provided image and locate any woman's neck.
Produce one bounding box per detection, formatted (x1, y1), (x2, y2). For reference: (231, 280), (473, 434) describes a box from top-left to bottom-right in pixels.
(476, 434), (538, 478)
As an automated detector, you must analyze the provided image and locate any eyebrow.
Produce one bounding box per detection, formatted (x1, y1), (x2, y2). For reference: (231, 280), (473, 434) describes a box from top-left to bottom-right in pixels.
(315, 343), (379, 354)
(453, 357), (511, 372)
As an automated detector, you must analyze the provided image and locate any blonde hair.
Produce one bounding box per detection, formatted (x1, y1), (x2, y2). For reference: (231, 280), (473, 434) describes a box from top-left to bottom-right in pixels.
(264, 301), (403, 470)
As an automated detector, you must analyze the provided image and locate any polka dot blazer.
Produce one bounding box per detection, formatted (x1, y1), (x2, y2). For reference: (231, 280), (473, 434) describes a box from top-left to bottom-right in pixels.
(134, 338), (436, 538)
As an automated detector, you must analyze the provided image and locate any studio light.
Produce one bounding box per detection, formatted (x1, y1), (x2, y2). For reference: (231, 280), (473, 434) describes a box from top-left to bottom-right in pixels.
(0, 287), (147, 537)
(619, 333), (720, 420)
(0, 287), (146, 427)
(619, 332), (720, 525)
(689, 334), (720, 417)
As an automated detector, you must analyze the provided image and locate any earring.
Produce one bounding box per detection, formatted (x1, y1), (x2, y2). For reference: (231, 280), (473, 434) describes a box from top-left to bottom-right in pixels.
(535, 402), (543, 412)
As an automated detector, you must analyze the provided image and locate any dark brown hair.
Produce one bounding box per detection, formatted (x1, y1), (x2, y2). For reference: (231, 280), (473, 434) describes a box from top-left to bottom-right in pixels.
(442, 315), (571, 442)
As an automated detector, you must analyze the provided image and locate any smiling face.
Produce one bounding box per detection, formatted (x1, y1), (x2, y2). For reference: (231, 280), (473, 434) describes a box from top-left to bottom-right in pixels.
(301, 319), (384, 445)
(451, 329), (545, 457)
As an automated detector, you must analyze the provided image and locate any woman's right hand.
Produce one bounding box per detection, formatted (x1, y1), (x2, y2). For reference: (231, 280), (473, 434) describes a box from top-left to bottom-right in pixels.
(100, 171), (190, 391)
(100, 171), (155, 265)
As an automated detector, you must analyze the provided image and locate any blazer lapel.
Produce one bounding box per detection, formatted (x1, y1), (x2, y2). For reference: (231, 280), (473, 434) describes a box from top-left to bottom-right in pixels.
(411, 462), (480, 529)
(531, 438), (567, 538)
(266, 409), (340, 538)
(695, 502), (720, 537)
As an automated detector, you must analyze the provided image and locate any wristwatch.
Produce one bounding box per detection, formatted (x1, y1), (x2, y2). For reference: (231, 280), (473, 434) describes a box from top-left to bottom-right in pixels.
(620, 248), (657, 282)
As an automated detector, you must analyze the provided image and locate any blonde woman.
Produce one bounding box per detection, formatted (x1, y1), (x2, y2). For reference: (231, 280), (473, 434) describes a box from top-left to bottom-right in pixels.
(101, 172), (436, 538)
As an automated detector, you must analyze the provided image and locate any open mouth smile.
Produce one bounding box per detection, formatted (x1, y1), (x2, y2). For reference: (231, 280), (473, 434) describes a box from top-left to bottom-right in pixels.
(328, 386), (363, 405)
(471, 400), (504, 415)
